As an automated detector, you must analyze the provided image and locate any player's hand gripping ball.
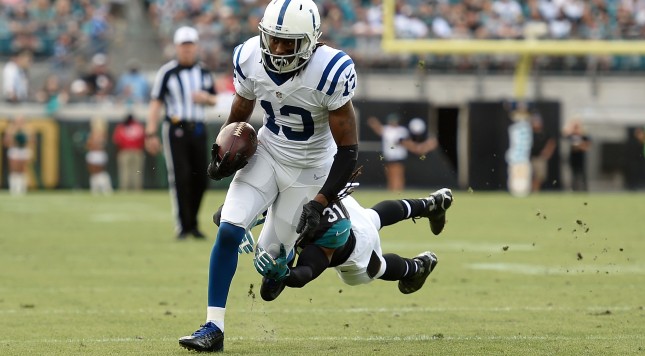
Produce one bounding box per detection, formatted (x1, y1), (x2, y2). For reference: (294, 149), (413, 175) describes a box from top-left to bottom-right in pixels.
(207, 122), (257, 180)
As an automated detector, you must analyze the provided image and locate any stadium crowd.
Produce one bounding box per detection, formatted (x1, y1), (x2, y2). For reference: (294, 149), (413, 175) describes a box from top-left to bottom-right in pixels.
(144, 0), (645, 71)
(3, 0), (645, 106)
(0, 0), (111, 60)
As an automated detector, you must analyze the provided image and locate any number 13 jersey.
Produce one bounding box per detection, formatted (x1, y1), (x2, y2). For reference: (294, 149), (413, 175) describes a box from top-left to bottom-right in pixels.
(232, 36), (357, 168)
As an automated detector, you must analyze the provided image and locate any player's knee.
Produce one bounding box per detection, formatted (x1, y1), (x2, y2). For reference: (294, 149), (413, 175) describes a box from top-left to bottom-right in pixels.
(217, 222), (246, 247)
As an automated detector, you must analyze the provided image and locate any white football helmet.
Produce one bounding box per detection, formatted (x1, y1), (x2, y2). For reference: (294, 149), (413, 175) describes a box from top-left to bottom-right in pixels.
(258, 0), (322, 73)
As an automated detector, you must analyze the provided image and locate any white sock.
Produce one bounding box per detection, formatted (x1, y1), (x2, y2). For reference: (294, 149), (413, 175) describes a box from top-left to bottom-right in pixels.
(206, 307), (226, 332)
(99, 172), (113, 195)
(90, 174), (100, 194)
(9, 173), (20, 195)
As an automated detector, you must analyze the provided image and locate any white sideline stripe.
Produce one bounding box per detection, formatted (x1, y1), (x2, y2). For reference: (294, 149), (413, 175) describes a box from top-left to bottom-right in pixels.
(468, 262), (645, 275)
(0, 334), (643, 344)
(0, 305), (637, 315)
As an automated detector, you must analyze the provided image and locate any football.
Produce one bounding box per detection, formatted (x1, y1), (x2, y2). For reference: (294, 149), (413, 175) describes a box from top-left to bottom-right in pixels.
(215, 122), (258, 163)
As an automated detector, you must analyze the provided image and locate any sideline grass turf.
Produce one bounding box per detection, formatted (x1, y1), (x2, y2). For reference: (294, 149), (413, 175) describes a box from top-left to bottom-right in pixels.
(1, 190), (644, 355)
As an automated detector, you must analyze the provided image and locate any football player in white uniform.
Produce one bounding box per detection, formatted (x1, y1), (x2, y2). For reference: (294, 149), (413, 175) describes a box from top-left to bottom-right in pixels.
(253, 187), (453, 301)
(179, 0), (359, 352)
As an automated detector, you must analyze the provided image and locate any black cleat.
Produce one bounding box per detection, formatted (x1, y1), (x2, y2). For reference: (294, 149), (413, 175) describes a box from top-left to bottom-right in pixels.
(420, 188), (453, 235)
(398, 251), (438, 294)
(191, 229), (206, 239)
(177, 231), (189, 241)
(260, 277), (286, 302)
(179, 322), (224, 352)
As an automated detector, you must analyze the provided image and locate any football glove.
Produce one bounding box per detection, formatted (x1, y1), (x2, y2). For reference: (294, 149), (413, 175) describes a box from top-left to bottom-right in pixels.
(207, 143), (248, 181)
(238, 231), (255, 254)
(254, 245), (290, 281)
(296, 200), (324, 244)
(213, 204), (266, 254)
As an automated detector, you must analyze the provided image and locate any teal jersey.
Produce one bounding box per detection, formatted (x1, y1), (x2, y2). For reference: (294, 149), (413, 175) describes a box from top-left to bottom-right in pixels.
(312, 201), (352, 249)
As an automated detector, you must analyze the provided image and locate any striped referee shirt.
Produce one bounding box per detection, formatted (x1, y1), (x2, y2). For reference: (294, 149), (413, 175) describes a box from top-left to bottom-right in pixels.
(150, 60), (216, 122)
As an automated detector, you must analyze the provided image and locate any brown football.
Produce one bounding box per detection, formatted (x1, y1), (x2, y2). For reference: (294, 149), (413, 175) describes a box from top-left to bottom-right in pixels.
(215, 122), (258, 163)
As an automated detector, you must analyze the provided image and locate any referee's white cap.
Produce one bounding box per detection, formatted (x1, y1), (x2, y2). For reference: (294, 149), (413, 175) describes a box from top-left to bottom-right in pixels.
(174, 26), (199, 45)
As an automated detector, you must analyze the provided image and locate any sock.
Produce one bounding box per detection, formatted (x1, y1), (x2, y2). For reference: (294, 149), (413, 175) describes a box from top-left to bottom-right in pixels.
(402, 198), (431, 217)
(379, 254), (419, 281)
(207, 222), (245, 308)
(99, 172), (113, 194)
(206, 307), (226, 332)
(90, 174), (99, 194)
(17, 173), (27, 194)
(9, 173), (20, 195)
(371, 199), (429, 227)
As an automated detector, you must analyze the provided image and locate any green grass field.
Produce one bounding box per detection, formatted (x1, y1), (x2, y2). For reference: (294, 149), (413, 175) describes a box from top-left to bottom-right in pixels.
(1, 190), (644, 355)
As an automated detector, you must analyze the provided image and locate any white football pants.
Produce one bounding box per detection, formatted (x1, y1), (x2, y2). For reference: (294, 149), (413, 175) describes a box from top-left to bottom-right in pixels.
(220, 144), (333, 257)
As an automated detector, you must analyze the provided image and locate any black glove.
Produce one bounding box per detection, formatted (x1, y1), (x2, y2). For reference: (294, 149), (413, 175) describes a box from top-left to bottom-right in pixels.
(296, 200), (325, 244)
(207, 143), (249, 180)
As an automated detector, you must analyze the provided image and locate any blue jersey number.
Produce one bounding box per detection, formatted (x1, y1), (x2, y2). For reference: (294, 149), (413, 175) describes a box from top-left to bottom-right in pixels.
(260, 100), (314, 141)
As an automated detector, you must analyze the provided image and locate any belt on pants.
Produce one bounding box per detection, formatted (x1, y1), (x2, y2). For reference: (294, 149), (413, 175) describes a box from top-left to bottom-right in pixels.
(166, 118), (204, 130)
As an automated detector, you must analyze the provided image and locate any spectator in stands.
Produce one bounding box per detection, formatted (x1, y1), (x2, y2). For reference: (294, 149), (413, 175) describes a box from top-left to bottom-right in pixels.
(51, 32), (75, 83)
(563, 119), (591, 192)
(81, 53), (115, 103)
(35, 74), (69, 117)
(2, 49), (31, 103)
(30, 0), (55, 55)
(8, 2), (41, 53)
(3, 115), (32, 195)
(368, 113), (410, 192)
(112, 113), (145, 191)
(530, 112), (556, 192)
(115, 59), (149, 106)
(81, 4), (111, 56)
(86, 116), (113, 195)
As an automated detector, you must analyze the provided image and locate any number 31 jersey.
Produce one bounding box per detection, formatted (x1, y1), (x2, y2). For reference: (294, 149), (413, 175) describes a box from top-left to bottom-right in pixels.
(232, 36), (357, 168)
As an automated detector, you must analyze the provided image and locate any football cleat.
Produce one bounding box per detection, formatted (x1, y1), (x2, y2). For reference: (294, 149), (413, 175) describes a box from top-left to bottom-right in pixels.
(260, 277), (286, 302)
(420, 188), (453, 235)
(398, 251), (438, 294)
(191, 229), (206, 239)
(178, 322), (224, 352)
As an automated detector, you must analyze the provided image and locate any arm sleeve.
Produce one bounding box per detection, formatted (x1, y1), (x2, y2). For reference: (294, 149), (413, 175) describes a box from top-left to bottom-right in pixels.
(318, 144), (358, 201)
(150, 67), (168, 101)
(284, 245), (330, 288)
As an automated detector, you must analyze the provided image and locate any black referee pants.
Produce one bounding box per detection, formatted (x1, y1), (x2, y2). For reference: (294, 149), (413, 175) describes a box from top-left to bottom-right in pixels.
(163, 121), (209, 234)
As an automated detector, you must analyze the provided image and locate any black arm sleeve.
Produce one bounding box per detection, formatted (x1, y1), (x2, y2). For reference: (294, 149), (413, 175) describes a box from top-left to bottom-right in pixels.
(284, 245), (330, 288)
(318, 144), (358, 201)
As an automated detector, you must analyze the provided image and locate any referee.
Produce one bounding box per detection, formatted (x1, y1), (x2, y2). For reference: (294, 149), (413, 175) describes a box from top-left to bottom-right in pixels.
(145, 26), (217, 240)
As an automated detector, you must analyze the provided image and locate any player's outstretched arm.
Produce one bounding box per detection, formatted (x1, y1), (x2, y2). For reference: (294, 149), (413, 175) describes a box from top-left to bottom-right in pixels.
(283, 245), (333, 288)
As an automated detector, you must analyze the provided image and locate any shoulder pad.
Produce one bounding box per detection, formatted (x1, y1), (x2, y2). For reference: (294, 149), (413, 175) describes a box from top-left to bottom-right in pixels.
(233, 36), (260, 81)
(309, 46), (355, 96)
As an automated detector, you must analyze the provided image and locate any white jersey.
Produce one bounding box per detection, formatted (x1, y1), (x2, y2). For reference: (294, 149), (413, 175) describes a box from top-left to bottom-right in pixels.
(233, 36), (357, 168)
(381, 125), (409, 161)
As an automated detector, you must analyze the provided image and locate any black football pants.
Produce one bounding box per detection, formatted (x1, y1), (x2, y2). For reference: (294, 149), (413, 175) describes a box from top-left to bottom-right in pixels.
(163, 121), (209, 234)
